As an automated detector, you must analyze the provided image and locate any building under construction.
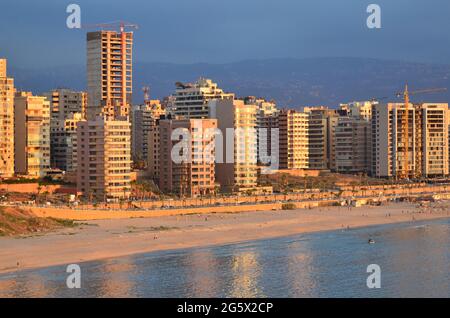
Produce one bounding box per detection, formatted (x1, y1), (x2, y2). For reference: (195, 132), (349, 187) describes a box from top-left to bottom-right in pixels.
(78, 23), (136, 201)
(371, 102), (449, 179)
(86, 28), (134, 120)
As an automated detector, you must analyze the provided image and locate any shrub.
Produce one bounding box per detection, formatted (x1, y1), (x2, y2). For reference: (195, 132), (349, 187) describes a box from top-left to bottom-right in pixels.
(281, 203), (297, 210)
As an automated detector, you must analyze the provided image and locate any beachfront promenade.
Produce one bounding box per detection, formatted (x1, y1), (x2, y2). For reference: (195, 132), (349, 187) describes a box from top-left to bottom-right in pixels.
(21, 183), (450, 220)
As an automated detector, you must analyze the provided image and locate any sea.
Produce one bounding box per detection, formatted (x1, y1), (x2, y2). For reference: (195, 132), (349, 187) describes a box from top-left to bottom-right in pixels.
(0, 219), (449, 298)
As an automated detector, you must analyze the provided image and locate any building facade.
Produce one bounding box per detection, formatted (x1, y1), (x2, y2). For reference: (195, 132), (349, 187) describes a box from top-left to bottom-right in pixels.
(78, 30), (134, 200)
(14, 92), (51, 178)
(304, 106), (338, 170)
(333, 116), (371, 173)
(131, 100), (164, 164)
(209, 98), (258, 192)
(148, 116), (162, 182)
(0, 59), (15, 178)
(339, 101), (376, 121)
(44, 89), (87, 173)
(50, 113), (84, 172)
(158, 118), (217, 197)
(371, 103), (449, 178)
(43, 88), (87, 122)
(172, 78), (234, 119)
(420, 103), (449, 177)
(278, 109), (309, 170)
(87, 30), (133, 120)
(245, 97), (279, 165)
(77, 117), (132, 200)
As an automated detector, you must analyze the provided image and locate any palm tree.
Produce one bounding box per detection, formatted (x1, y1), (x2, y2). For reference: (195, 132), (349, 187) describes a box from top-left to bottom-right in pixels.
(43, 191), (50, 203)
(159, 194), (165, 208)
(36, 185), (43, 204)
(141, 182), (153, 201)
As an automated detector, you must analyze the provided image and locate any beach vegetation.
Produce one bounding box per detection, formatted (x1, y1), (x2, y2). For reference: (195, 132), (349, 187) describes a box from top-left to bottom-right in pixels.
(282, 203), (297, 210)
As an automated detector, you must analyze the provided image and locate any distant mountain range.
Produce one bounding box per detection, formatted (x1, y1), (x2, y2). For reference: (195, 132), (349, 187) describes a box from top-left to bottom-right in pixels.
(9, 57), (450, 108)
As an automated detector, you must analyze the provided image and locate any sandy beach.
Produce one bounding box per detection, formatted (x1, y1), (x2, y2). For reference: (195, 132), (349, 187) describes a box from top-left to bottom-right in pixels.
(0, 201), (449, 274)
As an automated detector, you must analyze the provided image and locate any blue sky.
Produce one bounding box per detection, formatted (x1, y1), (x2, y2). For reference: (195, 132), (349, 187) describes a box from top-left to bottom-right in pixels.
(1, 0), (450, 68)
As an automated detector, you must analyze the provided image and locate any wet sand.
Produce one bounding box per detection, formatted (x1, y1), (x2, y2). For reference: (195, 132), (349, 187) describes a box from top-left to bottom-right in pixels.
(0, 201), (449, 274)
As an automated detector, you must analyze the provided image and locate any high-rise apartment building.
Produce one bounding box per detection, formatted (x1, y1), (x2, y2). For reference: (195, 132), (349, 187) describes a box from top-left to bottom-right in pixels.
(87, 30), (133, 119)
(339, 101), (376, 121)
(278, 109), (309, 170)
(78, 30), (134, 200)
(172, 78), (234, 119)
(447, 109), (450, 174)
(303, 106), (338, 170)
(14, 92), (51, 178)
(44, 89), (87, 172)
(244, 97), (279, 165)
(43, 88), (87, 121)
(0, 59), (6, 78)
(161, 96), (176, 116)
(50, 113), (84, 172)
(333, 116), (371, 173)
(158, 118), (217, 197)
(148, 116), (162, 182)
(77, 117), (132, 201)
(371, 103), (449, 178)
(420, 103), (449, 177)
(209, 98), (258, 192)
(0, 59), (15, 178)
(131, 100), (164, 164)
(372, 103), (413, 178)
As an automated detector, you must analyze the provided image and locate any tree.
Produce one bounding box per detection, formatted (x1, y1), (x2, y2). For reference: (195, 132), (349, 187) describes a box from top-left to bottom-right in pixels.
(43, 191), (50, 203)
(36, 185), (43, 204)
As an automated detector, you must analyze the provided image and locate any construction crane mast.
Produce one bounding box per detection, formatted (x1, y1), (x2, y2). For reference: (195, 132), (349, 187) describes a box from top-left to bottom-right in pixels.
(395, 85), (447, 179)
(142, 86), (150, 103)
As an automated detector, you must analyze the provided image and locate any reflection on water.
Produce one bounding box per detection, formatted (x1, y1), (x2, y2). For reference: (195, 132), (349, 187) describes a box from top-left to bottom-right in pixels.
(229, 250), (261, 297)
(184, 250), (217, 297)
(0, 219), (449, 298)
(285, 240), (317, 297)
(97, 261), (138, 297)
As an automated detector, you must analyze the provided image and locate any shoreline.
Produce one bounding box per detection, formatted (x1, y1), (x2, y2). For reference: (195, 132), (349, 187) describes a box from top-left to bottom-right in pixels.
(0, 201), (449, 275)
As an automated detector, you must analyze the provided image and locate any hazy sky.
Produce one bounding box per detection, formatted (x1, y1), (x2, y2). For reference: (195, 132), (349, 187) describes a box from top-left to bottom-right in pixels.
(1, 0), (450, 68)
